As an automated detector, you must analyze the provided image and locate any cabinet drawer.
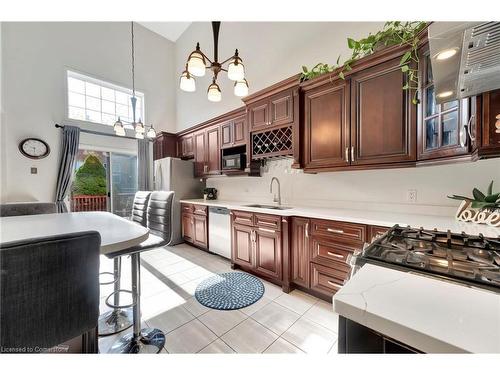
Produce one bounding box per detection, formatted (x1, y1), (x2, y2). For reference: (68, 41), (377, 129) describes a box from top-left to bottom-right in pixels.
(368, 225), (389, 243)
(311, 263), (350, 297)
(311, 219), (366, 243)
(311, 237), (360, 267)
(181, 203), (194, 213)
(193, 205), (208, 216)
(254, 213), (281, 231)
(231, 210), (254, 226)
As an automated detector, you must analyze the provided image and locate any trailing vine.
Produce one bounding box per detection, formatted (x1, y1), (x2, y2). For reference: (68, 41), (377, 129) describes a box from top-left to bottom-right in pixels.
(300, 21), (427, 104)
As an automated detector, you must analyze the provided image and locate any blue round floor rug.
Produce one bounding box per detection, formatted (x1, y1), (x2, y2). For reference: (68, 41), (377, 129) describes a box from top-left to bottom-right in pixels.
(194, 272), (264, 310)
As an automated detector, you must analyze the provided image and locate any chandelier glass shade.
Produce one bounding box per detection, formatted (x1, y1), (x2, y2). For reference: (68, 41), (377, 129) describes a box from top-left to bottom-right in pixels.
(234, 79), (249, 97)
(180, 22), (248, 102)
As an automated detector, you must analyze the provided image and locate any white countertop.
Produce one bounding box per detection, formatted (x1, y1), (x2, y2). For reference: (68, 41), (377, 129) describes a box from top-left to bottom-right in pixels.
(0, 211), (149, 255)
(180, 199), (500, 237)
(333, 264), (500, 353)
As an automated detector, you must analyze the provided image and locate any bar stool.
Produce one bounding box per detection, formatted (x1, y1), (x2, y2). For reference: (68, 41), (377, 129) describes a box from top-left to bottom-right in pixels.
(98, 191), (151, 336)
(108, 191), (174, 354)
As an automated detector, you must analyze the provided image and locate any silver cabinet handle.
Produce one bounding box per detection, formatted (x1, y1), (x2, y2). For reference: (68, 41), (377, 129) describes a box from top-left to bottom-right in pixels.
(258, 227), (275, 233)
(351, 146), (355, 162)
(466, 114), (476, 143)
(327, 228), (344, 234)
(305, 222), (309, 238)
(327, 251), (344, 259)
(327, 280), (343, 288)
(345, 147), (350, 162)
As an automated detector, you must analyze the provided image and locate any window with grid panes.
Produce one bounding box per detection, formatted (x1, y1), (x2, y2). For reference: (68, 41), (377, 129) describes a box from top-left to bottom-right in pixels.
(67, 70), (144, 128)
(422, 54), (461, 151)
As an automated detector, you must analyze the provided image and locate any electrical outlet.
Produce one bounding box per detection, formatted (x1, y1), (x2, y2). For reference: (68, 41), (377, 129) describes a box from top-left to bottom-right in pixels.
(407, 189), (417, 203)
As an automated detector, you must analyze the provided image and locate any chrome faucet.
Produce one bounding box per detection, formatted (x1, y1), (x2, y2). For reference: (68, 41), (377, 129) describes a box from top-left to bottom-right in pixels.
(270, 177), (281, 206)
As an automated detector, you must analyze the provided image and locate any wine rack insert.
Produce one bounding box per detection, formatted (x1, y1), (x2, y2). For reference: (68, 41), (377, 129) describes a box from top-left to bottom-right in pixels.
(251, 125), (293, 160)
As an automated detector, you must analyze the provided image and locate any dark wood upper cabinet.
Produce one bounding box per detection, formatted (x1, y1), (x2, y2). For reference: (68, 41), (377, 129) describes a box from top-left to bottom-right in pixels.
(249, 99), (270, 130)
(477, 89), (500, 158)
(205, 125), (220, 175)
(291, 217), (310, 288)
(221, 114), (248, 149)
(303, 79), (350, 169)
(269, 89), (294, 127)
(178, 134), (194, 159)
(350, 56), (416, 166)
(417, 47), (473, 161)
(193, 131), (206, 177)
(153, 132), (177, 161)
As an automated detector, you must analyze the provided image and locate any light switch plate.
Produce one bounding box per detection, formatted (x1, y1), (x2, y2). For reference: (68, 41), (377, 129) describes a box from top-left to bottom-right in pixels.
(30, 167), (38, 174)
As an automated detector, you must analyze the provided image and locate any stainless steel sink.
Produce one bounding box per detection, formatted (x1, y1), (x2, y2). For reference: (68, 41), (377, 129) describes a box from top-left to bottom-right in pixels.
(243, 204), (292, 210)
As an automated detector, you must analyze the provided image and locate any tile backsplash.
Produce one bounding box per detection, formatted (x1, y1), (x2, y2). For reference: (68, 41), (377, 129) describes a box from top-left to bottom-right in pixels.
(207, 158), (500, 216)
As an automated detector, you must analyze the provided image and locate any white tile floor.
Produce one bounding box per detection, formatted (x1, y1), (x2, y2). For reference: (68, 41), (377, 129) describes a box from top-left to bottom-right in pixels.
(98, 243), (339, 354)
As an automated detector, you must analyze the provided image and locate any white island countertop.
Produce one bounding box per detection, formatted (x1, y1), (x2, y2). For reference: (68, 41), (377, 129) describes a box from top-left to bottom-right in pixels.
(180, 199), (500, 237)
(333, 264), (500, 353)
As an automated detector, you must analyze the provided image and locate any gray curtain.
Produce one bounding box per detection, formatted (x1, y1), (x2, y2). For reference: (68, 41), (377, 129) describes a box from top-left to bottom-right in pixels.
(138, 139), (151, 191)
(55, 126), (80, 213)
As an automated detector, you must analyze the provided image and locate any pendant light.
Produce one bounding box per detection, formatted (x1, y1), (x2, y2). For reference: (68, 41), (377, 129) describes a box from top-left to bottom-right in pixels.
(180, 22), (249, 101)
(114, 22), (156, 139)
(234, 78), (249, 97)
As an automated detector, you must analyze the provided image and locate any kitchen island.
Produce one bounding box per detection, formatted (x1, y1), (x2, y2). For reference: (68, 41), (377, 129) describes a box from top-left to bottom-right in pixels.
(333, 264), (500, 353)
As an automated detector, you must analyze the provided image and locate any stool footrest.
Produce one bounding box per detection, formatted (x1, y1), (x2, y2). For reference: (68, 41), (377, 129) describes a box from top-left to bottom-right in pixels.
(105, 289), (135, 309)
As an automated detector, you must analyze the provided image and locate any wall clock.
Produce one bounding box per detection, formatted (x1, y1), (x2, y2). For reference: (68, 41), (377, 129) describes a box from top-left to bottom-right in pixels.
(18, 138), (51, 159)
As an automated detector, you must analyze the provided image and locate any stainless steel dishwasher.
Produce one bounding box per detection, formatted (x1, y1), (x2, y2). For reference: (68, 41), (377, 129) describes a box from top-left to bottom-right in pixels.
(208, 206), (231, 259)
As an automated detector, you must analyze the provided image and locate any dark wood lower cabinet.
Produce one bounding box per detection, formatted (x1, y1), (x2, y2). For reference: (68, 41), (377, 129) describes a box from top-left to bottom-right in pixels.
(291, 217), (310, 288)
(254, 227), (281, 280)
(181, 203), (208, 250)
(232, 223), (254, 268)
(230, 211), (283, 286)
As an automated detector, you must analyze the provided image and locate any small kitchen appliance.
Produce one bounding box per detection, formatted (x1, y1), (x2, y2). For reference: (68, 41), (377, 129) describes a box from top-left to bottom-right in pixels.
(222, 153), (246, 170)
(203, 188), (218, 200)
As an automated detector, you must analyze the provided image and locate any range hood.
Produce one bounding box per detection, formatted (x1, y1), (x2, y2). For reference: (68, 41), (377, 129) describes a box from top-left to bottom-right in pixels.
(428, 22), (500, 104)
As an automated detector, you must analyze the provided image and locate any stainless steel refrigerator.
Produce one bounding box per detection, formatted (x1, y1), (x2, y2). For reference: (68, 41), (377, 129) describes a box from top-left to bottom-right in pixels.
(153, 157), (204, 245)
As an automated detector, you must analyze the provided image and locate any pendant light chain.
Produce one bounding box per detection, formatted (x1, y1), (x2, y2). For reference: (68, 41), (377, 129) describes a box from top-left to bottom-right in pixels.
(131, 21), (135, 98)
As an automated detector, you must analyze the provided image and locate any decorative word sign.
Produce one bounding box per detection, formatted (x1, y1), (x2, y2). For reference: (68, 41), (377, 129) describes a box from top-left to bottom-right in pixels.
(455, 200), (500, 227)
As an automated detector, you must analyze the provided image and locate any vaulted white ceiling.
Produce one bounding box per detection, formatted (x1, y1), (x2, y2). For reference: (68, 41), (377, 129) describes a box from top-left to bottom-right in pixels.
(139, 22), (191, 42)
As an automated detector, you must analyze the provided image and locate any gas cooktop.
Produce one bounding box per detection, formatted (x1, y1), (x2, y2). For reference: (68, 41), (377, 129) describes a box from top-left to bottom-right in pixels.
(356, 225), (500, 292)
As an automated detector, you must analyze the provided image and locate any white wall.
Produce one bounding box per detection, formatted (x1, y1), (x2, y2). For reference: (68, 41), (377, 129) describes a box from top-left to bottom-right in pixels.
(1, 22), (176, 203)
(208, 158), (500, 216)
(0, 22), (5, 200)
(175, 22), (384, 131)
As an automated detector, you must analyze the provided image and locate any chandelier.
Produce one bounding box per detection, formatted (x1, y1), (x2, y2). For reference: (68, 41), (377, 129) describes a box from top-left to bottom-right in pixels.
(114, 22), (156, 139)
(179, 21), (249, 102)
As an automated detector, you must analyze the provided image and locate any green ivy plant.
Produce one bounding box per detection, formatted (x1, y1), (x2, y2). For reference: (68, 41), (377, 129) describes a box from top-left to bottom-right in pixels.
(448, 181), (500, 211)
(300, 21), (427, 104)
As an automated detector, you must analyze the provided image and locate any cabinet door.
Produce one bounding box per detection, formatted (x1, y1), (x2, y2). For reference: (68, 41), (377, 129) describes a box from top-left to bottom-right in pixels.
(479, 89), (500, 156)
(193, 214), (208, 249)
(304, 80), (350, 169)
(193, 131), (206, 177)
(249, 99), (269, 130)
(254, 227), (281, 280)
(181, 212), (194, 243)
(233, 115), (247, 146)
(418, 49), (471, 160)
(231, 224), (254, 268)
(270, 89), (294, 127)
(350, 56), (416, 165)
(291, 217), (310, 288)
(221, 121), (233, 149)
(183, 134), (194, 157)
(205, 125), (221, 175)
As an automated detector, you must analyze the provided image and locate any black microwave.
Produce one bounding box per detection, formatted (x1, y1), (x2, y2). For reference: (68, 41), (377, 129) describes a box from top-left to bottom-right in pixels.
(222, 153), (246, 170)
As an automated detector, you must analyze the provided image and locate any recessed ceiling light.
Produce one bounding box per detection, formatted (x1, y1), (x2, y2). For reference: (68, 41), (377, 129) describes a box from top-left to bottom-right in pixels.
(437, 91), (454, 98)
(436, 48), (458, 60)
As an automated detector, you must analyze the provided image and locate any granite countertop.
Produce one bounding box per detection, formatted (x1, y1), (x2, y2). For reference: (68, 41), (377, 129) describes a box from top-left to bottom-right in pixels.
(180, 199), (500, 238)
(333, 264), (500, 353)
